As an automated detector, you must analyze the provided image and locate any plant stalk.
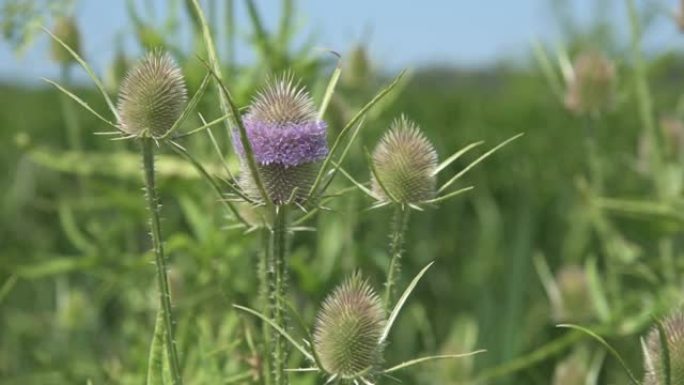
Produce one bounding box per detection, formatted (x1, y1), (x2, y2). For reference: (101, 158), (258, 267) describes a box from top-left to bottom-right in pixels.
(141, 138), (183, 385)
(384, 205), (411, 308)
(269, 205), (289, 385)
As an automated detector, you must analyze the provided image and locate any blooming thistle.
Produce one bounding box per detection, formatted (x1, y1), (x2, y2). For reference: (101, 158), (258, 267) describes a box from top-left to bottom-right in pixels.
(233, 74), (328, 205)
(117, 51), (188, 139)
(313, 273), (386, 381)
(564, 50), (616, 116)
(643, 310), (684, 385)
(371, 116), (438, 205)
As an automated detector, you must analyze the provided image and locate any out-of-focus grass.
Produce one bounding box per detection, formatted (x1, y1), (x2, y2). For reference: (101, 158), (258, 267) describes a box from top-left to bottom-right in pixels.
(3, 1), (684, 384)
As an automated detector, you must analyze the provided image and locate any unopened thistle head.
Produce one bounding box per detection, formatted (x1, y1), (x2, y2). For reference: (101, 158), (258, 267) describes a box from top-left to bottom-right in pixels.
(233, 74), (328, 204)
(371, 116), (438, 204)
(50, 16), (81, 65)
(552, 265), (593, 323)
(314, 273), (385, 380)
(643, 310), (684, 385)
(117, 51), (187, 138)
(564, 50), (616, 116)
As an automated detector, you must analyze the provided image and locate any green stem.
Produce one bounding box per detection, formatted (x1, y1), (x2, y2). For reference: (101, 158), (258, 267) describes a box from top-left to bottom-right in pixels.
(141, 138), (183, 385)
(59, 65), (82, 152)
(269, 205), (289, 385)
(383, 205), (411, 308)
(259, 228), (273, 385)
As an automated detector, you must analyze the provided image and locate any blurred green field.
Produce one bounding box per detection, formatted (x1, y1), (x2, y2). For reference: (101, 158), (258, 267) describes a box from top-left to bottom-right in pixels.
(3, 1), (684, 384)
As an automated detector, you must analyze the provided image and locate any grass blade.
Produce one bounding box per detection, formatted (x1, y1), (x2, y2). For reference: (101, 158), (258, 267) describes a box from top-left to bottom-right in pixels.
(366, 149), (398, 203)
(438, 133), (523, 193)
(162, 72), (211, 139)
(308, 70), (407, 199)
(233, 304), (314, 362)
(383, 350), (486, 374)
(432, 141), (484, 176)
(381, 261), (434, 343)
(43, 27), (118, 119)
(421, 186), (473, 205)
(318, 53), (342, 120)
(43, 78), (118, 129)
(146, 309), (167, 385)
(556, 324), (640, 385)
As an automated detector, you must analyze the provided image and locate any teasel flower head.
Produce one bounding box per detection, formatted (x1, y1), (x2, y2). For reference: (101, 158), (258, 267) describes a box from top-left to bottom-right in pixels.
(552, 265), (593, 323)
(564, 50), (616, 116)
(643, 309), (684, 385)
(117, 51), (187, 139)
(371, 116), (438, 204)
(233, 73), (328, 204)
(314, 272), (386, 380)
(50, 16), (81, 65)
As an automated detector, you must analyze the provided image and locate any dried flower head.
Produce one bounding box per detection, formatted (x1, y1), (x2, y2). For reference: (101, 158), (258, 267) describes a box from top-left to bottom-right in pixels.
(314, 273), (386, 380)
(371, 116), (438, 204)
(117, 51), (187, 138)
(643, 310), (684, 385)
(552, 265), (593, 323)
(564, 50), (616, 116)
(50, 16), (81, 65)
(234, 74), (328, 204)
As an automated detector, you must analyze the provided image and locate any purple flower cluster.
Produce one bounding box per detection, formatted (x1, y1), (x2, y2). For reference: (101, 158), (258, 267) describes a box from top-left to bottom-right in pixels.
(233, 115), (328, 168)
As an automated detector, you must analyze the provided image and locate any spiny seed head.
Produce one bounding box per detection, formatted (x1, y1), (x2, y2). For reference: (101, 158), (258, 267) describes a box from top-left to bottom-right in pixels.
(552, 265), (593, 323)
(564, 50), (616, 116)
(233, 74), (328, 204)
(643, 310), (684, 385)
(371, 116), (438, 204)
(50, 16), (81, 65)
(117, 51), (187, 138)
(314, 273), (385, 379)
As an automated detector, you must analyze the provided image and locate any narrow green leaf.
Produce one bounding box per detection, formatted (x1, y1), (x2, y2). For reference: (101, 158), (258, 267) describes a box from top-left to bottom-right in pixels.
(421, 186), (473, 205)
(366, 149), (399, 203)
(172, 114), (231, 139)
(43, 27), (118, 119)
(585, 257), (611, 323)
(655, 319), (672, 385)
(381, 261), (434, 343)
(308, 70), (407, 198)
(43, 78), (118, 129)
(438, 133), (523, 193)
(284, 301), (323, 369)
(233, 304), (314, 362)
(432, 141), (484, 176)
(332, 161), (374, 198)
(146, 309), (167, 385)
(0, 275), (18, 305)
(161, 72), (211, 139)
(556, 324), (640, 385)
(383, 350), (486, 373)
(318, 53), (342, 120)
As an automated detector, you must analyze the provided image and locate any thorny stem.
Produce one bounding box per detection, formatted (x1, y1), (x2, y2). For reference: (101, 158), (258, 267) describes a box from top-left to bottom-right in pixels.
(269, 205), (289, 385)
(383, 205), (411, 308)
(141, 138), (184, 385)
(259, 228), (273, 385)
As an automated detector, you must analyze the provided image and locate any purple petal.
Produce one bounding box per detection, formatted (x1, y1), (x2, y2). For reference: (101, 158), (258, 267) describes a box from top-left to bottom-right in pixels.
(232, 116), (328, 167)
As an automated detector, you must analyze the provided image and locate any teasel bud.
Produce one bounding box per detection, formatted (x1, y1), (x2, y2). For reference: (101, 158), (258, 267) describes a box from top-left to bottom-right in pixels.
(233, 74), (328, 204)
(117, 51), (187, 138)
(552, 265), (593, 323)
(50, 16), (81, 65)
(643, 309), (684, 385)
(371, 116), (438, 204)
(314, 273), (386, 380)
(564, 50), (616, 116)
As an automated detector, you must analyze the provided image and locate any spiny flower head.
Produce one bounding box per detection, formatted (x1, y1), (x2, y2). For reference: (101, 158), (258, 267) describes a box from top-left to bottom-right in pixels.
(50, 16), (81, 65)
(117, 51), (187, 138)
(234, 74), (328, 204)
(643, 310), (684, 385)
(371, 116), (438, 204)
(314, 273), (386, 380)
(564, 50), (616, 116)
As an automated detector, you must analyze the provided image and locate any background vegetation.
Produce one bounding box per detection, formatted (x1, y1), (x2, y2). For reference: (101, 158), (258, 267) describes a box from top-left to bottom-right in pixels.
(2, 0), (684, 384)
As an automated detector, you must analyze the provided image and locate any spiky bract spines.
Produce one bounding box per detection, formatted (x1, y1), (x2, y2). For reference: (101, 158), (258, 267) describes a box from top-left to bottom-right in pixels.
(117, 51), (187, 138)
(564, 50), (616, 116)
(234, 74), (328, 205)
(372, 116), (438, 204)
(314, 273), (386, 380)
(643, 310), (684, 385)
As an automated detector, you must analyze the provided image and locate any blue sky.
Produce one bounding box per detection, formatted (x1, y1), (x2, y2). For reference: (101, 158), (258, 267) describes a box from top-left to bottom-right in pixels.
(1, 0), (681, 83)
